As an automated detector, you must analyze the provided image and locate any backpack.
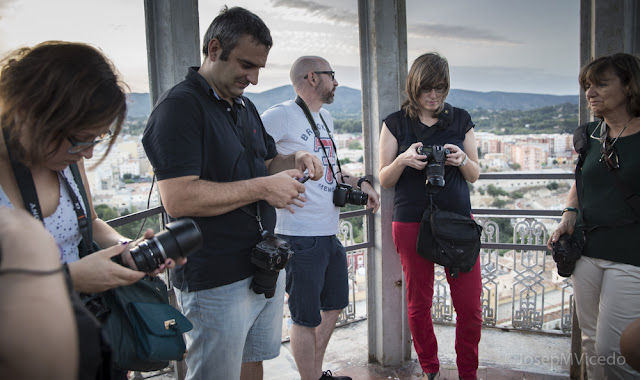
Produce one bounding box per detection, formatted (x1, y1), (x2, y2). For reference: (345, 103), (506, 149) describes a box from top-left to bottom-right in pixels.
(417, 206), (483, 278)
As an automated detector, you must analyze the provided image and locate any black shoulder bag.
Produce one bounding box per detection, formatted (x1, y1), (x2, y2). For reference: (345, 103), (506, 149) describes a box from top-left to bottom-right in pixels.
(417, 198), (483, 278)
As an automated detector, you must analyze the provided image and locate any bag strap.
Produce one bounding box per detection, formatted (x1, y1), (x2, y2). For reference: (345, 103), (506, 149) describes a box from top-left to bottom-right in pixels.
(294, 96), (344, 183)
(237, 104), (265, 234)
(60, 168), (93, 257)
(3, 128), (44, 221)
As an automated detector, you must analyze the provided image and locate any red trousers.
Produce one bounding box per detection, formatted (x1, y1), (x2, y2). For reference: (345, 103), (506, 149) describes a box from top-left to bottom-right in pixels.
(393, 222), (482, 380)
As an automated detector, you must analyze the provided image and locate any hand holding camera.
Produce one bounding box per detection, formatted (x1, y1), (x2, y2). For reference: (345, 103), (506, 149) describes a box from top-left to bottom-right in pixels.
(551, 233), (584, 277)
(417, 144), (451, 188)
(128, 218), (203, 273)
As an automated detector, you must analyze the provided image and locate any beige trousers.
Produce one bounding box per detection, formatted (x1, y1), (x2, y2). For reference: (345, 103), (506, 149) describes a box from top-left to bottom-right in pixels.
(572, 256), (640, 380)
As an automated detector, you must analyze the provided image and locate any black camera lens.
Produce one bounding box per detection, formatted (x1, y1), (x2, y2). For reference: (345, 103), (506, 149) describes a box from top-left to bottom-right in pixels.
(129, 218), (203, 272)
(347, 188), (368, 205)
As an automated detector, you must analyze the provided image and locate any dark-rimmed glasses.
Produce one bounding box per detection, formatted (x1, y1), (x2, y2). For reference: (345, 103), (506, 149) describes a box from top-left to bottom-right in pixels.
(67, 130), (112, 154)
(304, 71), (335, 81)
(421, 85), (447, 94)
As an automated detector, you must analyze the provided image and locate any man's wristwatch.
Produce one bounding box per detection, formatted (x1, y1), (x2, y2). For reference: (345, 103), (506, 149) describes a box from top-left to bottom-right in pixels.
(460, 153), (469, 167)
(357, 176), (372, 189)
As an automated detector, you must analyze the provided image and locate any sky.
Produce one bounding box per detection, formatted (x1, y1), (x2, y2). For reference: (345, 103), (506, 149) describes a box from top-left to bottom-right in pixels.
(0, 0), (580, 95)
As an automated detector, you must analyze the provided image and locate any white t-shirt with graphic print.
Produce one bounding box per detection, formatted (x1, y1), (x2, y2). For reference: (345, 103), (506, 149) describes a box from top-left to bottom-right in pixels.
(261, 99), (340, 236)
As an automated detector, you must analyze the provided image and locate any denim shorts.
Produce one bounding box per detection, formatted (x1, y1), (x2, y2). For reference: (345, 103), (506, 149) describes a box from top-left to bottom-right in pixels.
(174, 272), (285, 380)
(280, 235), (349, 327)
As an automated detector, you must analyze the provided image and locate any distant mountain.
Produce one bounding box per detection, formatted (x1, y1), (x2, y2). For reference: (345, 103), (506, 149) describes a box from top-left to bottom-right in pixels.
(125, 86), (578, 121)
(127, 93), (153, 118)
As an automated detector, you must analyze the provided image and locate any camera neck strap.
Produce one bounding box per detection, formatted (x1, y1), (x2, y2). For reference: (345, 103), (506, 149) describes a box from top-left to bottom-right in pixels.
(294, 96), (344, 184)
(3, 129), (93, 256)
(237, 105), (264, 233)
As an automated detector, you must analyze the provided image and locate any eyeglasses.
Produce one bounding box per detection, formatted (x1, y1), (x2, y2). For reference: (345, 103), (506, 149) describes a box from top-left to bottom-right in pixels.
(600, 137), (620, 170)
(421, 85), (447, 94)
(67, 130), (112, 154)
(304, 71), (335, 81)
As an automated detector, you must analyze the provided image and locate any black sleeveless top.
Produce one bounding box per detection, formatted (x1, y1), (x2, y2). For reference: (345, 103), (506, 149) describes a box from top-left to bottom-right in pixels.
(384, 106), (474, 222)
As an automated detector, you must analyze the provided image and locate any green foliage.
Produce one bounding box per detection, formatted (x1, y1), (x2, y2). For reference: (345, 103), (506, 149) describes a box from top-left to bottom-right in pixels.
(122, 173), (133, 180)
(334, 119), (363, 134)
(547, 182), (560, 190)
(469, 102), (578, 134)
(491, 199), (508, 208)
(486, 184), (508, 197)
(95, 204), (161, 240)
(122, 116), (148, 136)
(95, 204), (119, 221)
(510, 191), (524, 199)
(489, 217), (515, 244)
(347, 140), (362, 150)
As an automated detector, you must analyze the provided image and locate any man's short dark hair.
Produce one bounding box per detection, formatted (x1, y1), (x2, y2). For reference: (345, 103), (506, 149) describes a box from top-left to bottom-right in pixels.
(202, 6), (273, 61)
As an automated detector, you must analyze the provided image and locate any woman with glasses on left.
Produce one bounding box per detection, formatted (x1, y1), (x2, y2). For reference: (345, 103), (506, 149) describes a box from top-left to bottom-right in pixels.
(0, 42), (184, 378)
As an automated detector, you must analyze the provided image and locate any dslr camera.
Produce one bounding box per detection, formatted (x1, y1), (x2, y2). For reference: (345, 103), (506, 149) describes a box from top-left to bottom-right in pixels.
(551, 234), (584, 277)
(129, 218), (203, 272)
(250, 231), (293, 298)
(333, 183), (368, 207)
(417, 145), (451, 188)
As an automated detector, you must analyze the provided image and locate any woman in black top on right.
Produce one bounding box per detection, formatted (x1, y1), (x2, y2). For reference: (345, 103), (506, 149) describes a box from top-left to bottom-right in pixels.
(548, 53), (640, 379)
(379, 52), (481, 380)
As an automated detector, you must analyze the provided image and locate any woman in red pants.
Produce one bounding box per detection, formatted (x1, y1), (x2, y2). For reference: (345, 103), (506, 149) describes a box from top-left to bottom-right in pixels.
(379, 52), (482, 380)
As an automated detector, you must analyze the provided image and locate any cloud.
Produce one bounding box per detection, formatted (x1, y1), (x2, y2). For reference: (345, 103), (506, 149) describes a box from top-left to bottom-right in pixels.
(0, 0), (17, 20)
(269, 0), (357, 26)
(409, 23), (520, 45)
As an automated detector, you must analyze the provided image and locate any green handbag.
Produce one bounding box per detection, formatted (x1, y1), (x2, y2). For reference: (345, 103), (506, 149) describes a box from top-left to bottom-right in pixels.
(102, 275), (193, 372)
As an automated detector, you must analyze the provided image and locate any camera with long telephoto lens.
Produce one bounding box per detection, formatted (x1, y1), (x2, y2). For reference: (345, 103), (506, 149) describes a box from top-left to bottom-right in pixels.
(129, 218), (203, 272)
(333, 183), (368, 207)
(551, 233), (584, 277)
(250, 231), (293, 298)
(417, 145), (451, 188)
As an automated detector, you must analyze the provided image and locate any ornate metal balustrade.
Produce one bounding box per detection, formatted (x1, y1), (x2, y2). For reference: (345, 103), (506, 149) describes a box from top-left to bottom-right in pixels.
(105, 172), (576, 336)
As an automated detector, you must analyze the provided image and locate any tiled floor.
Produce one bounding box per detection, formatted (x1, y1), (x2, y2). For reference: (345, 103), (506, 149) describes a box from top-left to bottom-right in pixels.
(324, 363), (569, 380)
(264, 319), (571, 380)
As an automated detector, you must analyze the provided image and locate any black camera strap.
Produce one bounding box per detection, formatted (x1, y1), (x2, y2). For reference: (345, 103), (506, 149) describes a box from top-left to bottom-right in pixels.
(294, 96), (344, 184)
(3, 128), (93, 257)
(237, 104), (264, 233)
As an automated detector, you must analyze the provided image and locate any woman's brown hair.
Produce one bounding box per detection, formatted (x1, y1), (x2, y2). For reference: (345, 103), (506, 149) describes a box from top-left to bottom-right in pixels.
(0, 41), (127, 165)
(579, 52), (640, 118)
(402, 52), (450, 120)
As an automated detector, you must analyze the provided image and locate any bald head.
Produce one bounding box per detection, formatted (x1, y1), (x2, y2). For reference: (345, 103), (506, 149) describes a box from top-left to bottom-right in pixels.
(290, 56), (328, 89)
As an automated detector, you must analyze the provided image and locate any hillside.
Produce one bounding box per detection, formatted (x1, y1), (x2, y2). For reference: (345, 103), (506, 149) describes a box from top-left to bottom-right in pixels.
(126, 86), (578, 121)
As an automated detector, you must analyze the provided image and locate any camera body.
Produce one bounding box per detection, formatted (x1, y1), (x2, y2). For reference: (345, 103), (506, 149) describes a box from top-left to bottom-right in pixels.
(551, 233), (584, 277)
(333, 183), (368, 207)
(129, 218), (203, 272)
(417, 145), (451, 188)
(250, 232), (293, 298)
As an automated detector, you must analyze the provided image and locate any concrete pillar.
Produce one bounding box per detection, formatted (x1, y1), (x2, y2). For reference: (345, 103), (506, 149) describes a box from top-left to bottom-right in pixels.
(144, 0), (200, 107)
(358, 0), (412, 366)
(143, 2), (200, 379)
(579, 0), (640, 124)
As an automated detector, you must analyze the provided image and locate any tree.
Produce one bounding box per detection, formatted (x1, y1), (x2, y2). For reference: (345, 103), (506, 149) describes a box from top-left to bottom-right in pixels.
(347, 140), (362, 150)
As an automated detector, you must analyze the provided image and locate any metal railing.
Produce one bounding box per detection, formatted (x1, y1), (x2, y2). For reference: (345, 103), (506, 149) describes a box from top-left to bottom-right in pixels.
(106, 172), (576, 336)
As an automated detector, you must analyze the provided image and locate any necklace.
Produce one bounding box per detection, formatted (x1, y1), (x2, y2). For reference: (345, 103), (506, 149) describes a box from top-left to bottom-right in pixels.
(605, 117), (635, 148)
